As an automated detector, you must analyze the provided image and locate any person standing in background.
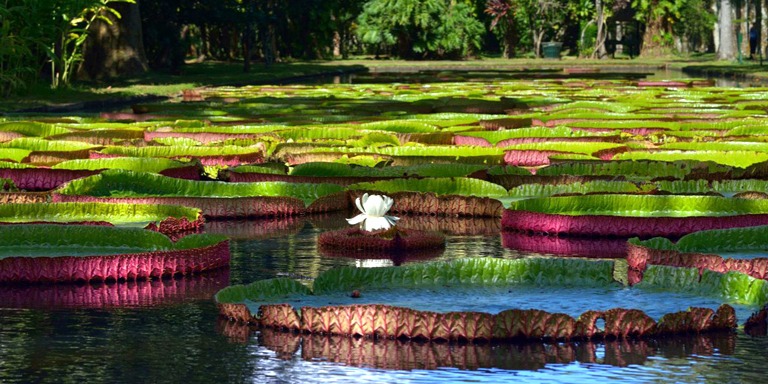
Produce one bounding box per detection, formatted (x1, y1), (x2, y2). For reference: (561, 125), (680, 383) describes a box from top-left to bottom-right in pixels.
(750, 23), (759, 59)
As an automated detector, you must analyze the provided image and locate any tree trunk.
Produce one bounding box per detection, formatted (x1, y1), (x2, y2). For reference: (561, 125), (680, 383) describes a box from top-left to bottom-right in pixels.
(717, 0), (737, 60)
(640, 12), (670, 56)
(78, 1), (148, 80)
(592, 0), (608, 58)
(503, 23), (517, 58)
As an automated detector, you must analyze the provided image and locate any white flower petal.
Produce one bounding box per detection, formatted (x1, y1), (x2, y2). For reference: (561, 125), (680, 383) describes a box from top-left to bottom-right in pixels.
(347, 194), (398, 232)
(346, 214), (367, 225)
(355, 195), (366, 215)
(363, 216), (393, 231)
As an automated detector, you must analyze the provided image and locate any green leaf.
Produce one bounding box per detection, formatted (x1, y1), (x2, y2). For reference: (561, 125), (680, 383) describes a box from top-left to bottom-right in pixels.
(0, 202), (201, 226)
(348, 177), (507, 198)
(0, 224), (225, 259)
(57, 169), (344, 206)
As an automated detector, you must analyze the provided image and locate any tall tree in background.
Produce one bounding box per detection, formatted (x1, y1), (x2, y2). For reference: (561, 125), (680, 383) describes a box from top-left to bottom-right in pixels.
(716, 0), (737, 59)
(357, 0), (484, 59)
(485, 0), (520, 58)
(519, 0), (567, 57)
(330, 0), (366, 58)
(139, 0), (182, 72)
(673, 0), (715, 53)
(632, 0), (684, 56)
(79, 0), (148, 80)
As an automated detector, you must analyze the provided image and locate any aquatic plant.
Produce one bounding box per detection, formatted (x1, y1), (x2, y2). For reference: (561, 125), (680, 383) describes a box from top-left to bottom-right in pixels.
(502, 194), (768, 237)
(216, 258), (744, 341)
(348, 177), (507, 217)
(0, 202), (203, 237)
(96, 145), (264, 166)
(346, 193), (399, 232)
(627, 226), (768, 281)
(0, 225), (229, 283)
(54, 170), (346, 217)
(53, 157), (203, 180)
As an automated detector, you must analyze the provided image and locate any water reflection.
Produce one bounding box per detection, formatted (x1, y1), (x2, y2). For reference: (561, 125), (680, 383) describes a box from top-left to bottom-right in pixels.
(245, 327), (737, 371)
(0, 270), (229, 309)
(210, 320), (768, 383)
(501, 231), (628, 259)
(2, 216), (767, 383)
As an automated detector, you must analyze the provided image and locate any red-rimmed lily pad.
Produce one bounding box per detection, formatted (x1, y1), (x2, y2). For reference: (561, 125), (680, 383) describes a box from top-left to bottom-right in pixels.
(0, 202), (204, 238)
(347, 178), (507, 217)
(53, 157), (204, 180)
(0, 161), (98, 191)
(318, 227), (446, 257)
(0, 225), (229, 283)
(53, 169), (347, 218)
(94, 145), (264, 167)
(627, 225), (768, 281)
(502, 194), (768, 238)
(215, 258), (761, 342)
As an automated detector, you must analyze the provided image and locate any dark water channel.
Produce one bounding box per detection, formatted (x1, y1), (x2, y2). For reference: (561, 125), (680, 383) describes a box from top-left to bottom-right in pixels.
(1, 214), (767, 384)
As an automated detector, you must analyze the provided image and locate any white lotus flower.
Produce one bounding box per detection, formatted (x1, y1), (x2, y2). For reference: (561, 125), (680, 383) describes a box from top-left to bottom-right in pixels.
(346, 193), (399, 232)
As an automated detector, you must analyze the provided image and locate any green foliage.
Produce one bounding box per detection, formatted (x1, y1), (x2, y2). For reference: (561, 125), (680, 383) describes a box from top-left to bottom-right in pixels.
(638, 265), (768, 306)
(458, 126), (608, 145)
(0, 224), (225, 259)
(507, 194), (768, 217)
(632, 225), (768, 254)
(215, 278), (312, 304)
(312, 258), (617, 294)
(356, 0), (484, 58)
(47, 0), (134, 88)
(0, 148), (31, 162)
(613, 150), (768, 168)
(0, 121), (71, 137)
(348, 177), (508, 197)
(288, 162), (486, 178)
(99, 145), (261, 157)
(0, 202), (201, 225)
(0, 137), (98, 151)
(0, 0), (132, 92)
(507, 180), (651, 198)
(535, 160), (692, 180)
(57, 169), (344, 205)
(673, 0), (715, 52)
(52, 157), (194, 173)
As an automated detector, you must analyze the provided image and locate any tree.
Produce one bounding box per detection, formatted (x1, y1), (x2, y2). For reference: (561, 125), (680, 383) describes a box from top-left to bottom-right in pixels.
(673, 0), (715, 53)
(716, 0), (736, 60)
(485, 0), (520, 58)
(519, 0), (567, 57)
(78, 0), (148, 80)
(329, 0), (366, 58)
(632, 0), (684, 56)
(357, 0), (484, 59)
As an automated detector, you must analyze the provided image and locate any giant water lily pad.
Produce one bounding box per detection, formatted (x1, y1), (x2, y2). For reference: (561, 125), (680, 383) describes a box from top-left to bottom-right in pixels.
(0, 202), (203, 237)
(502, 194), (768, 238)
(0, 225), (229, 283)
(627, 225), (768, 281)
(216, 258), (760, 342)
(53, 169), (346, 218)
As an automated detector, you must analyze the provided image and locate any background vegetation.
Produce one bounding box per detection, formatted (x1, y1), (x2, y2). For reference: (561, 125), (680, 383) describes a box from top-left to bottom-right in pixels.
(0, 0), (762, 97)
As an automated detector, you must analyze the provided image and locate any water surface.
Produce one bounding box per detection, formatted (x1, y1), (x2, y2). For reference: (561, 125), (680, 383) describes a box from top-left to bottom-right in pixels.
(1, 217), (767, 383)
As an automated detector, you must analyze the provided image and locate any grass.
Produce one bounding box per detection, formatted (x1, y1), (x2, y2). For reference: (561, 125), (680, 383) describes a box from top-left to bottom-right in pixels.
(3, 54), (768, 113)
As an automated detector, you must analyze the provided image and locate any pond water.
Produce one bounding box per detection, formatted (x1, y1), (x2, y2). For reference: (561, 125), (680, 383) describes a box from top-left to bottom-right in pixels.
(3, 67), (768, 383)
(1, 215), (767, 384)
